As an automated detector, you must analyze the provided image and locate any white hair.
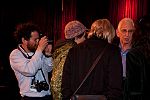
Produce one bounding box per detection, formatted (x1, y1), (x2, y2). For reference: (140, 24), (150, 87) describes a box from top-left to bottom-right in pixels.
(117, 18), (135, 32)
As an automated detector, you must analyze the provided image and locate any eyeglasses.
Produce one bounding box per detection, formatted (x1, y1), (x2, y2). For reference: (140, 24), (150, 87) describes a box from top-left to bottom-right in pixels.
(120, 29), (135, 34)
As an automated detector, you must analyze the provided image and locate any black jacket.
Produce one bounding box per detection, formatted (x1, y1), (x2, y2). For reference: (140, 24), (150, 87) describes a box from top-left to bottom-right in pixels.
(126, 46), (149, 100)
(61, 37), (123, 100)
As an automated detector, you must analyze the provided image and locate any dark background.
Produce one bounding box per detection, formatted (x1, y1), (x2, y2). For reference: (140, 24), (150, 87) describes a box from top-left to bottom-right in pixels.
(0, 0), (150, 99)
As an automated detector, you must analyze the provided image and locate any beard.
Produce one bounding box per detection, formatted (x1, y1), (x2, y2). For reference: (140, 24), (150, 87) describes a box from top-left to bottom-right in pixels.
(27, 42), (38, 52)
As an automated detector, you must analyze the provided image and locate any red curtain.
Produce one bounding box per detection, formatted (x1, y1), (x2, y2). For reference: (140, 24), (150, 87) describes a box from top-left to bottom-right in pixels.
(61, 0), (76, 39)
(39, 0), (76, 44)
(109, 0), (148, 29)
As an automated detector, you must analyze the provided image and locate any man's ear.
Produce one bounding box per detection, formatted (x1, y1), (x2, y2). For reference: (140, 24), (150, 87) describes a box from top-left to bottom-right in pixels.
(22, 38), (27, 44)
(116, 29), (119, 37)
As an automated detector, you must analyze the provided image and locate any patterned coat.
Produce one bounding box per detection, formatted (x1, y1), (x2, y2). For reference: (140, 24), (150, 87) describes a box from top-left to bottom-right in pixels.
(50, 40), (75, 100)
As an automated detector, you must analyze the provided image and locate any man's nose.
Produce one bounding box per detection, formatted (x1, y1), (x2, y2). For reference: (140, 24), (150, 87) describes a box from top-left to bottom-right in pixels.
(125, 31), (129, 36)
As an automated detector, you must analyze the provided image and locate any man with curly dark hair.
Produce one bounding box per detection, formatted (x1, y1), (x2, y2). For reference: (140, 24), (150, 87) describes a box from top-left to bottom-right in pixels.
(9, 22), (53, 100)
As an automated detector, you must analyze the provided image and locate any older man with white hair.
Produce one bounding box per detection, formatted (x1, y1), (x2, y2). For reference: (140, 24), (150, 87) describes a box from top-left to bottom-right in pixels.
(116, 18), (135, 100)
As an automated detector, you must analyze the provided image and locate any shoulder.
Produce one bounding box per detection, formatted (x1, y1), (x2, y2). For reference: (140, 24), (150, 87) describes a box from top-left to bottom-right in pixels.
(105, 43), (121, 54)
(127, 47), (145, 65)
(10, 49), (20, 57)
(127, 47), (143, 58)
(54, 39), (74, 50)
(108, 43), (120, 50)
(53, 42), (74, 58)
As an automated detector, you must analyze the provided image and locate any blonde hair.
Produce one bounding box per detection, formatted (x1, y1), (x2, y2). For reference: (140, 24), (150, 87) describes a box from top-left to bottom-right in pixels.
(88, 19), (115, 43)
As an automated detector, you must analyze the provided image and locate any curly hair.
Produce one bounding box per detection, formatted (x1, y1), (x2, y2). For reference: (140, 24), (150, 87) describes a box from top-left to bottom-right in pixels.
(13, 22), (41, 44)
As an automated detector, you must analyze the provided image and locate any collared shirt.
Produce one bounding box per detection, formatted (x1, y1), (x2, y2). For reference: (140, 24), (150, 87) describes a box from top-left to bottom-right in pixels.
(9, 45), (53, 97)
(119, 44), (129, 78)
(121, 50), (128, 77)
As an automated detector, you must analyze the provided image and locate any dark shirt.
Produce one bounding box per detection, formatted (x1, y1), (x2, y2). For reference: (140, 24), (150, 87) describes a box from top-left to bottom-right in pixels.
(61, 37), (123, 100)
(126, 46), (149, 100)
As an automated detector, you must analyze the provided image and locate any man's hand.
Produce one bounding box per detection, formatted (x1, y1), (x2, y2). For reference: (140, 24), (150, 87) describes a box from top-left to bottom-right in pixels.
(43, 44), (52, 57)
(37, 36), (48, 52)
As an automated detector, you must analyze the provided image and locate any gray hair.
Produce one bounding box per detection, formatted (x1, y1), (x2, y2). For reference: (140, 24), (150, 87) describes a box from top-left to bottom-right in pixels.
(117, 18), (135, 32)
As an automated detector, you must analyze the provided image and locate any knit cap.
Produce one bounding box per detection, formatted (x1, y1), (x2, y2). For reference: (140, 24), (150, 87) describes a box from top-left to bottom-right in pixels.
(65, 20), (87, 39)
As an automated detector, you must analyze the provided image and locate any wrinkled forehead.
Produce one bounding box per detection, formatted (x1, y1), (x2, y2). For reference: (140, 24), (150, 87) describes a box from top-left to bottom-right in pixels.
(119, 20), (135, 31)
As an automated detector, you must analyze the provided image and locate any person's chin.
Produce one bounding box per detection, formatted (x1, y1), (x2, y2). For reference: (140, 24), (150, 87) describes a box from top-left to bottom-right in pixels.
(30, 48), (36, 52)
